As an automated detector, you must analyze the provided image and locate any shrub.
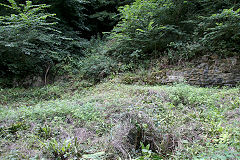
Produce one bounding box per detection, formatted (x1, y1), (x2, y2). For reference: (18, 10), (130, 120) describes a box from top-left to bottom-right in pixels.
(107, 0), (240, 64)
(0, 0), (57, 77)
(108, 0), (188, 62)
(0, 0), (88, 86)
(197, 8), (240, 56)
(166, 41), (203, 63)
(79, 53), (118, 82)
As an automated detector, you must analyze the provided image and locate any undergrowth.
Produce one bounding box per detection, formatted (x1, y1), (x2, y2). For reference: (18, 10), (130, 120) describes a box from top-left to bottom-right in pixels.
(0, 80), (239, 159)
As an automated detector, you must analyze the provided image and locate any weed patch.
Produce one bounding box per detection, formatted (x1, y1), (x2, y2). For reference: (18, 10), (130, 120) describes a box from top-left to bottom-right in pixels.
(0, 82), (239, 159)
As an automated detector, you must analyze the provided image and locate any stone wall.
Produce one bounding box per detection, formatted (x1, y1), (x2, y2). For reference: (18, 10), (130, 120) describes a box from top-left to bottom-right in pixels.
(166, 56), (240, 86)
(121, 56), (240, 87)
(11, 56), (240, 87)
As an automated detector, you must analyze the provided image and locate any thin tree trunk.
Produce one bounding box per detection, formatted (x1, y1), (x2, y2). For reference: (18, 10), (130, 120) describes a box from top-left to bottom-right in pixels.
(44, 64), (51, 85)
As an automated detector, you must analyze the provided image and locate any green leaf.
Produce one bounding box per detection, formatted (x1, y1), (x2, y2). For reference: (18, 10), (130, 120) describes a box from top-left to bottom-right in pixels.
(82, 151), (105, 159)
(136, 28), (145, 32)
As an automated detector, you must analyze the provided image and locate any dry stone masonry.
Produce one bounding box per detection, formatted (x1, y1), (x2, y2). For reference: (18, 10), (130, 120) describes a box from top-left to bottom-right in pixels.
(158, 56), (240, 86)
(122, 56), (240, 87)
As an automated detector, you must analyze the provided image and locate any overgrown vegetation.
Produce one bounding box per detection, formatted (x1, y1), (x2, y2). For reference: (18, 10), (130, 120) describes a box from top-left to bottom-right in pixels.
(108, 0), (240, 63)
(1, 0), (239, 86)
(0, 81), (240, 159)
(0, 0), (89, 87)
(0, 0), (239, 159)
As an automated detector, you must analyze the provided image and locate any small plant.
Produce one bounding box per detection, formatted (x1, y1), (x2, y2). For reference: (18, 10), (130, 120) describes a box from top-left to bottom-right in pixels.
(73, 103), (102, 122)
(139, 142), (152, 159)
(39, 138), (82, 159)
(48, 138), (72, 159)
(36, 125), (53, 139)
(135, 142), (164, 160)
(1, 122), (28, 136)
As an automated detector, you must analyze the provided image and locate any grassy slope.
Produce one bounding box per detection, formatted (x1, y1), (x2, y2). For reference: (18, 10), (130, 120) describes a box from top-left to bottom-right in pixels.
(0, 81), (240, 159)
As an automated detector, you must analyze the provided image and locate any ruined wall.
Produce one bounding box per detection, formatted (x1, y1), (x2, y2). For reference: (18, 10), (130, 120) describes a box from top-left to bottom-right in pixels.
(122, 56), (240, 87)
(163, 56), (240, 86)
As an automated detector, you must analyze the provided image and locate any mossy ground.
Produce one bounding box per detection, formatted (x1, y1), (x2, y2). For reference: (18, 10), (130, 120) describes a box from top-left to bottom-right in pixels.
(0, 79), (240, 159)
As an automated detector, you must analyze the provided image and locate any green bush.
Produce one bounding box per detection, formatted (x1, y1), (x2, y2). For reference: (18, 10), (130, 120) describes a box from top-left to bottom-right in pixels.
(0, 0), (56, 83)
(197, 8), (240, 56)
(0, 0), (88, 86)
(109, 0), (186, 62)
(166, 41), (203, 63)
(107, 0), (240, 64)
(79, 53), (117, 82)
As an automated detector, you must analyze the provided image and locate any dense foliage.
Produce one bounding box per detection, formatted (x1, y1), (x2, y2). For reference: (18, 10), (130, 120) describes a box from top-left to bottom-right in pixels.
(0, 0), (89, 86)
(0, 0), (239, 86)
(0, 0), (133, 86)
(109, 0), (186, 61)
(198, 8), (240, 55)
(108, 0), (240, 62)
(31, 0), (132, 38)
